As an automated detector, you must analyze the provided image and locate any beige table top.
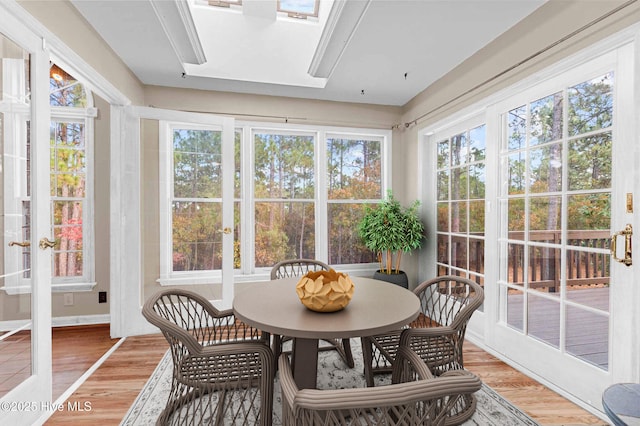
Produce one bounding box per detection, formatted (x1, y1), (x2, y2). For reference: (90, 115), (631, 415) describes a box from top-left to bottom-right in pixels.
(233, 276), (420, 340)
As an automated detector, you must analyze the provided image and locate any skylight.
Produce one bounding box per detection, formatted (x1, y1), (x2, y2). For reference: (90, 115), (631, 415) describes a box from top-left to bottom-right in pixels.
(278, 0), (318, 19)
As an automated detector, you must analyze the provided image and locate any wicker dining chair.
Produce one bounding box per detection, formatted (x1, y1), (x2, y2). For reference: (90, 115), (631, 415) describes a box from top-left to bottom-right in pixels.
(270, 259), (355, 368)
(362, 275), (484, 387)
(142, 288), (274, 426)
(279, 345), (481, 425)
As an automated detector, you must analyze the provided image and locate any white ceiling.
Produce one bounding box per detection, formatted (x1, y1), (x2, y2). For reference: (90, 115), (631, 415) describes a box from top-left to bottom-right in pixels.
(71, 0), (546, 106)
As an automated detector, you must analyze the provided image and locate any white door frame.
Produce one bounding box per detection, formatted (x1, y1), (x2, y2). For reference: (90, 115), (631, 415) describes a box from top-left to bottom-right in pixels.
(0, 7), (53, 425)
(110, 106), (235, 337)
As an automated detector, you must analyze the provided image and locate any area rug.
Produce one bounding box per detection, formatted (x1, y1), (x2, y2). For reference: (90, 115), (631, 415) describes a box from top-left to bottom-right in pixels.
(121, 339), (539, 425)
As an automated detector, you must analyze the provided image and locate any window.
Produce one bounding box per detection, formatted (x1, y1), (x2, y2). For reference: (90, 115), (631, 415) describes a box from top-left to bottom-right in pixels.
(326, 134), (381, 265)
(49, 63), (96, 288)
(278, 0), (318, 19)
(159, 122), (390, 283)
(435, 123), (486, 295)
(207, 0), (242, 9)
(254, 131), (316, 266)
(171, 125), (224, 272)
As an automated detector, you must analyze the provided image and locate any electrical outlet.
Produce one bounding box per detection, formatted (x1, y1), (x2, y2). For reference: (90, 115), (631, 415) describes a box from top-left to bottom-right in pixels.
(63, 293), (74, 306)
(98, 291), (107, 303)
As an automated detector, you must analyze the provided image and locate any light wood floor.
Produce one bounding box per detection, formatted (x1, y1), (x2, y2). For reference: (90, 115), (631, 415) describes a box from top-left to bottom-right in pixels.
(43, 324), (608, 425)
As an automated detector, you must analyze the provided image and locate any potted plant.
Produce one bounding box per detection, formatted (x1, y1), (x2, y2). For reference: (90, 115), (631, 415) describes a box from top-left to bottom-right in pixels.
(358, 190), (424, 288)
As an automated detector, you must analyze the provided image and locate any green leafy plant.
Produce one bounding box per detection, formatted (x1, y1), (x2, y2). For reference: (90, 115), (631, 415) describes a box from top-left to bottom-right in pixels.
(358, 190), (424, 274)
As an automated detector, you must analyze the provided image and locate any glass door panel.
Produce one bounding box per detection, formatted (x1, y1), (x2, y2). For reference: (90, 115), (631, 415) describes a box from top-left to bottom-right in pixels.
(0, 22), (53, 424)
(0, 31), (32, 399)
(493, 66), (618, 411)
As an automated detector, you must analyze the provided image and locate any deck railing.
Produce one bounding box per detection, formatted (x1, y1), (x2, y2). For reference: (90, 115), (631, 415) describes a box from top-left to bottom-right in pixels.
(507, 230), (610, 292)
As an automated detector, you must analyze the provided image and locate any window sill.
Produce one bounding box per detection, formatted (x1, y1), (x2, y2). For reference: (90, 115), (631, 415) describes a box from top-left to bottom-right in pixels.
(157, 265), (378, 287)
(0, 282), (97, 295)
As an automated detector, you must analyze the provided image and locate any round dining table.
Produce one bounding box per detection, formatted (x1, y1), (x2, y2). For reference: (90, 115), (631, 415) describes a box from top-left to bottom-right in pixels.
(233, 276), (420, 389)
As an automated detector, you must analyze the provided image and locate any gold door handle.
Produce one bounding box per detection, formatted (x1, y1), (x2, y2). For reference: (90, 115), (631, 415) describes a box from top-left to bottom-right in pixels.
(218, 227), (232, 234)
(611, 224), (632, 267)
(39, 237), (56, 250)
(8, 241), (30, 247)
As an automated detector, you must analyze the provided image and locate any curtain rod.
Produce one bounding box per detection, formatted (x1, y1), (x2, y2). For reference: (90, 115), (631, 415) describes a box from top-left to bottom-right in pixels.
(148, 105), (307, 123)
(147, 105), (392, 129)
(393, 0), (638, 131)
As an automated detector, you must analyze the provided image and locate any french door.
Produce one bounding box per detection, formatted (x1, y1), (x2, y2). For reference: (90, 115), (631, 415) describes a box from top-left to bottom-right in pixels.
(487, 46), (636, 411)
(114, 107), (236, 336)
(0, 25), (54, 424)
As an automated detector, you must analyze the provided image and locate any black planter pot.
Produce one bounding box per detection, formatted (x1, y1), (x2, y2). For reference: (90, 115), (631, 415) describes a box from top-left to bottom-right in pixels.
(372, 270), (408, 289)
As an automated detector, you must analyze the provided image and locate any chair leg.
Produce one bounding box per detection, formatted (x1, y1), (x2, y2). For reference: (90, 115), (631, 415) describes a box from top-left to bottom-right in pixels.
(360, 336), (375, 387)
(341, 338), (355, 368)
(272, 335), (282, 371)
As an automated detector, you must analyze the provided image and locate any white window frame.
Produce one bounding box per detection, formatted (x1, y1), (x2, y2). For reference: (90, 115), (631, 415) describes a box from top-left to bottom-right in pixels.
(158, 120), (391, 284)
(1, 75), (97, 294)
(50, 104), (97, 292)
(158, 120), (229, 285)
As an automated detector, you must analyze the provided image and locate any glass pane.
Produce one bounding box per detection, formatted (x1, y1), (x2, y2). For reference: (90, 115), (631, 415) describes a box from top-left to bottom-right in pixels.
(530, 92), (563, 146)
(469, 125), (486, 162)
(53, 201), (83, 276)
(451, 201), (467, 234)
(254, 133), (314, 199)
(50, 63), (86, 107)
(507, 243), (525, 287)
(0, 32), (32, 398)
(568, 72), (614, 136)
(437, 170), (449, 200)
(437, 264), (449, 276)
(328, 203), (376, 265)
(505, 286), (523, 331)
(529, 246), (560, 295)
(53, 252), (83, 277)
(566, 305), (608, 370)
(255, 201), (315, 267)
(529, 196), (562, 243)
(568, 133), (612, 191)
(327, 136), (381, 199)
(469, 163), (485, 199)
(279, 0), (317, 16)
(173, 129), (222, 198)
(437, 139), (449, 169)
(451, 132), (467, 166)
(437, 202), (449, 232)
(172, 201), (222, 271)
(232, 201), (241, 269)
(469, 200), (484, 234)
(508, 198), (525, 238)
(508, 152), (525, 194)
(234, 130), (241, 199)
(51, 174), (86, 197)
(437, 234), (449, 266)
(530, 142), (562, 193)
(507, 105), (526, 151)
(567, 193), (610, 246)
(469, 238), (484, 274)
(451, 167), (467, 200)
(452, 235), (467, 270)
(566, 249), (610, 310)
(528, 294), (560, 348)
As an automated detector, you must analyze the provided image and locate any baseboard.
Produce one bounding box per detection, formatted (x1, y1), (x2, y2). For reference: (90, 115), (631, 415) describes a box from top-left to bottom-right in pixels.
(0, 315), (110, 333)
(52, 314), (110, 327)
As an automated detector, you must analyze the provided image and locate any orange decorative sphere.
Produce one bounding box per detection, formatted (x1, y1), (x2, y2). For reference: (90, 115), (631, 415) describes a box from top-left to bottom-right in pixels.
(296, 269), (355, 312)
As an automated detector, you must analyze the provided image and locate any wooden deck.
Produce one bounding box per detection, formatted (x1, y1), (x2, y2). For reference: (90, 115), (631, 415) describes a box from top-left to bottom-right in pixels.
(505, 286), (609, 369)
